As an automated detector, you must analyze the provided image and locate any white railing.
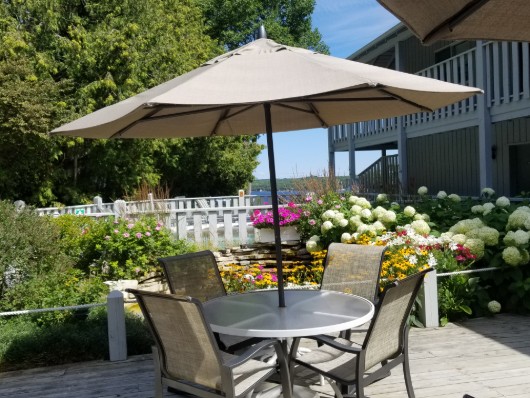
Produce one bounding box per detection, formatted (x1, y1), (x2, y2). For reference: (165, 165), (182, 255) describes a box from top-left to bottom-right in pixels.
(331, 41), (530, 146)
(32, 193), (289, 248)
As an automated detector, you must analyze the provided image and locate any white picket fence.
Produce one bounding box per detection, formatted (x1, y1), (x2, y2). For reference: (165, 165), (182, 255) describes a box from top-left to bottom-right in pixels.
(34, 193), (285, 248)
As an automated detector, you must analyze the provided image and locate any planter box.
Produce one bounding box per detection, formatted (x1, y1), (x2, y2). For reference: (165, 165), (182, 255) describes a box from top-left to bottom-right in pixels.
(254, 225), (300, 243)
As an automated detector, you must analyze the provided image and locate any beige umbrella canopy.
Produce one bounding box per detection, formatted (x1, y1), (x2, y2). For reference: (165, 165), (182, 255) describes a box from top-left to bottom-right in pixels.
(378, 0), (530, 44)
(52, 37), (481, 307)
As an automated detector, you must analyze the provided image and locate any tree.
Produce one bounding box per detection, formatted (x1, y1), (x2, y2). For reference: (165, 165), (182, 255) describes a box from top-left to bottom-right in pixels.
(200, 0), (329, 53)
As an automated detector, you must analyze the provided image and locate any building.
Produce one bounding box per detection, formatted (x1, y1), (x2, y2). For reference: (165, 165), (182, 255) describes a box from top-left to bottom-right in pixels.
(328, 23), (530, 197)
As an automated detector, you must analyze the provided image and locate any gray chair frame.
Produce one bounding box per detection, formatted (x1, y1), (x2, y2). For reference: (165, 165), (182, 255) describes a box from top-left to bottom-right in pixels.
(159, 251), (262, 353)
(127, 289), (292, 398)
(290, 268), (433, 398)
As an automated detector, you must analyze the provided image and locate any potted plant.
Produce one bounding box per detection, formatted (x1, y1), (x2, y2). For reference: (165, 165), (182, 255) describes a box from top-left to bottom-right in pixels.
(251, 202), (302, 242)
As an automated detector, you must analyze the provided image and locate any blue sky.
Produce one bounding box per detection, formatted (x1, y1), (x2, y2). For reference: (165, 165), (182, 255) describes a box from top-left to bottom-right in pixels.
(253, 0), (399, 180)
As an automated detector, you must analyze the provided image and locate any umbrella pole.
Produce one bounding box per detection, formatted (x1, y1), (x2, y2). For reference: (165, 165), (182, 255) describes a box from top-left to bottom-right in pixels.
(264, 103), (286, 308)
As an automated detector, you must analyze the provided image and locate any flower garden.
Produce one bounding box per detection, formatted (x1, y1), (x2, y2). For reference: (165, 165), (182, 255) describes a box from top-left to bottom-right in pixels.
(226, 186), (530, 325)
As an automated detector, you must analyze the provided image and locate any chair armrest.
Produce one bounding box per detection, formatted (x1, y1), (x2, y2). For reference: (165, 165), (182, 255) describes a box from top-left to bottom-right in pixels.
(223, 339), (280, 368)
(301, 334), (363, 354)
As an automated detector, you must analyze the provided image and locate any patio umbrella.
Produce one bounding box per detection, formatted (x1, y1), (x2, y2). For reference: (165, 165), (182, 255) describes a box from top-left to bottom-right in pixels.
(51, 35), (481, 307)
(378, 0), (530, 44)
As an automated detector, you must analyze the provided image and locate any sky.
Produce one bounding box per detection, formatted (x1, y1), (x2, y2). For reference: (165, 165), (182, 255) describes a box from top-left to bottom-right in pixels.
(253, 0), (399, 180)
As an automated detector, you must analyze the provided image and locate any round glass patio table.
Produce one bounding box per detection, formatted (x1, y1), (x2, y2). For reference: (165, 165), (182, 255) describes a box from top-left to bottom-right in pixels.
(203, 289), (374, 339)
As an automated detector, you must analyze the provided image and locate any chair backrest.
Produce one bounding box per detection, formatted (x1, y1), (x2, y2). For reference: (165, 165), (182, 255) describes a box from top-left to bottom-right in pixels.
(128, 289), (225, 391)
(159, 251), (226, 302)
(320, 243), (386, 302)
(362, 268), (433, 370)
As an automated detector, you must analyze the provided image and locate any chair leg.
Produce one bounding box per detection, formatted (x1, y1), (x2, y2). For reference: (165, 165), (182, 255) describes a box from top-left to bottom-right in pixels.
(153, 347), (164, 398)
(403, 353), (416, 398)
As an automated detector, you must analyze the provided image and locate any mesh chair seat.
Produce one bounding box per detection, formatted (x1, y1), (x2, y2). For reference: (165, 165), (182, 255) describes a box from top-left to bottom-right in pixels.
(321, 243), (386, 302)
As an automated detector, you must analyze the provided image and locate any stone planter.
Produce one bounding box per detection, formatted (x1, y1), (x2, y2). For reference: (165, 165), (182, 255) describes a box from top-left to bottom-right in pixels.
(254, 225), (300, 243)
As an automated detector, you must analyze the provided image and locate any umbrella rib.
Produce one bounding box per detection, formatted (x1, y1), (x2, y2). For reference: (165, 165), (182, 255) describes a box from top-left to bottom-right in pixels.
(109, 108), (162, 139)
(378, 89), (434, 112)
(423, 0), (491, 44)
(274, 103), (329, 127)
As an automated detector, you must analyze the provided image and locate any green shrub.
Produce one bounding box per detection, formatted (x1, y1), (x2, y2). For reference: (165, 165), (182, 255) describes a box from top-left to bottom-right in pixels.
(81, 215), (192, 280)
(0, 201), (74, 300)
(0, 269), (107, 324)
(0, 308), (152, 372)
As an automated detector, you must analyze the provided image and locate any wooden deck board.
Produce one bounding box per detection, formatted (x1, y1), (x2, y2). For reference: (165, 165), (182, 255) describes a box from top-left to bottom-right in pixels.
(0, 314), (529, 398)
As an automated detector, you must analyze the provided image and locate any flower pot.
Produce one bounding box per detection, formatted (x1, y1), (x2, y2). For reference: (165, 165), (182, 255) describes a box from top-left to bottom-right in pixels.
(254, 225), (300, 243)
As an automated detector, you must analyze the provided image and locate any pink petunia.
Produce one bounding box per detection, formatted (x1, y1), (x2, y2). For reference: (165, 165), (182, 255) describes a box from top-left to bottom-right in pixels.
(114, 229), (119, 234)
(135, 232), (142, 238)
(317, 199), (323, 205)
(145, 231), (151, 237)
(123, 232), (130, 238)
(127, 223), (134, 229)
(309, 219), (316, 225)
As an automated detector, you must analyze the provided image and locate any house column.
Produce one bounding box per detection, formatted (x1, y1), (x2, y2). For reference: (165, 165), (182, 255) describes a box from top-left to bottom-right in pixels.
(476, 40), (493, 190)
(395, 41), (408, 193)
(348, 124), (356, 186)
(328, 126), (336, 176)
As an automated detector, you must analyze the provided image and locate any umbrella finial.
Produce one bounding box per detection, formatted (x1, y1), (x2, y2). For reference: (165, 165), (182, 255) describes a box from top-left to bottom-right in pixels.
(257, 25), (267, 39)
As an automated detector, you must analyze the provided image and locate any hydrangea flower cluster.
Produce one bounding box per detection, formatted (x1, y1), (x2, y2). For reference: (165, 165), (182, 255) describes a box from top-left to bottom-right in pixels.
(445, 218), (499, 259)
(251, 202), (302, 229)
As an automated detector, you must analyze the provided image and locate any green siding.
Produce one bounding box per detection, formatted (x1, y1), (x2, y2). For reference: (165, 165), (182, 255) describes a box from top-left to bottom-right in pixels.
(407, 128), (479, 195)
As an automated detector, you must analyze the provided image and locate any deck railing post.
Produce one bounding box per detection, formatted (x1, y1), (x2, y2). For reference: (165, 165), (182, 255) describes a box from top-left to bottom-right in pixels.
(107, 290), (127, 361)
(419, 269), (439, 327)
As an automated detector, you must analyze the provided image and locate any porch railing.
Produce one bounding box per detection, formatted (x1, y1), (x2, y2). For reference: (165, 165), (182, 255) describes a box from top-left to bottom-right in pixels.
(357, 154), (400, 193)
(331, 40), (530, 148)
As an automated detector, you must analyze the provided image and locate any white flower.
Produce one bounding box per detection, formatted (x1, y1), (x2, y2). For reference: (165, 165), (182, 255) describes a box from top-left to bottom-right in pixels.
(514, 230), (530, 246)
(333, 211), (345, 221)
(495, 196), (510, 208)
(341, 233), (352, 243)
(421, 213), (430, 222)
(477, 227), (499, 246)
(481, 187), (495, 197)
(427, 253), (437, 267)
(471, 205), (484, 214)
(348, 195), (359, 204)
(321, 221), (334, 233)
(350, 205), (362, 215)
(356, 197), (372, 209)
(306, 240), (321, 253)
(507, 208), (530, 230)
(487, 300), (501, 314)
(309, 235), (320, 242)
(339, 219), (349, 228)
(503, 246), (523, 266)
(322, 210), (336, 220)
(381, 210), (397, 224)
(408, 255), (418, 265)
(448, 193), (461, 202)
(413, 214), (424, 221)
(372, 221), (386, 234)
(411, 219), (430, 235)
(376, 193), (388, 203)
(483, 203), (495, 211)
(464, 238), (485, 259)
(403, 206), (416, 217)
(360, 208), (373, 221)
(349, 215), (362, 228)
(437, 191), (447, 199)
(417, 186), (428, 195)
(452, 234), (467, 245)
(372, 206), (387, 220)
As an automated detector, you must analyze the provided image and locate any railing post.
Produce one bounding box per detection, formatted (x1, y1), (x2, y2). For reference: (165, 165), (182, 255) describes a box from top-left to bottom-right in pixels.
(107, 290), (127, 361)
(94, 196), (104, 212)
(114, 199), (127, 219)
(419, 269), (439, 327)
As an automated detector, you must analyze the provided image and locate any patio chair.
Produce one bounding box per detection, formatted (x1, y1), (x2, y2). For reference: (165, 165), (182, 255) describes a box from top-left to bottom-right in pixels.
(321, 243), (386, 302)
(158, 251), (261, 353)
(127, 289), (292, 398)
(289, 268), (433, 398)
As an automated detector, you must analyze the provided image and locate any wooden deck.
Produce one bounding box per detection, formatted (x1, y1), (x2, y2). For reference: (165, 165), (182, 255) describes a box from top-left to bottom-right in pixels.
(1, 314), (529, 398)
